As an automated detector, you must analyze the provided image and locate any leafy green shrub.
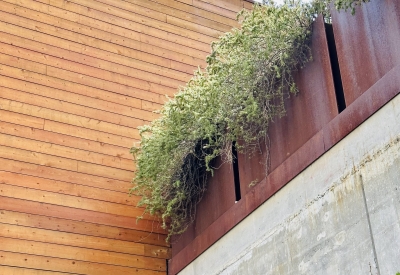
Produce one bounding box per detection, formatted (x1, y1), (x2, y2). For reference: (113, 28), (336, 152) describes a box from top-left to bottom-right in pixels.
(130, 0), (371, 240)
(334, 0), (370, 14)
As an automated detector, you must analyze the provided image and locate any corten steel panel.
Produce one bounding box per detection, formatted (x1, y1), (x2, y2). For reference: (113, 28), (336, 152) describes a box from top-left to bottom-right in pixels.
(170, 131), (326, 275)
(171, 157), (236, 257)
(170, 65), (400, 275)
(236, 137), (268, 196)
(331, 0), (400, 106)
(324, 65), (400, 150)
(194, 158), (236, 234)
(171, 216), (195, 256)
(237, 16), (338, 195)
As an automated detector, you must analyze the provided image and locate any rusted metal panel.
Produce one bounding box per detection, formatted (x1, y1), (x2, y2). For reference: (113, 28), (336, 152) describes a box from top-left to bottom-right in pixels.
(237, 138), (269, 196)
(331, 0), (400, 105)
(170, 16), (337, 274)
(170, 66), (400, 273)
(238, 16), (338, 195)
(268, 16), (338, 171)
(324, 65), (400, 150)
(194, 158), (235, 236)
(170, 222), (195, 257)
(170, 9), (400, 274)
(170, 130), (326, 275)
(171, 157), (236, 257)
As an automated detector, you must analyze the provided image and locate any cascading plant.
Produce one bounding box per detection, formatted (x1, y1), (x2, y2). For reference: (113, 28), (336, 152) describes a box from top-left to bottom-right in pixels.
(130, 0), (371, 241)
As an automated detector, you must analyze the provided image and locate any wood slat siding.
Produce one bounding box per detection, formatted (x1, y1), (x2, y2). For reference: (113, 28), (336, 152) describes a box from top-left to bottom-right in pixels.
(0, 0), (245, 273)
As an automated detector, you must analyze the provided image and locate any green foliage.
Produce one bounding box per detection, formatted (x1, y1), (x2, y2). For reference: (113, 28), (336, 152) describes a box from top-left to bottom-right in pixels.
(130, 0), (371, 240)
(334, 0), (370, 15)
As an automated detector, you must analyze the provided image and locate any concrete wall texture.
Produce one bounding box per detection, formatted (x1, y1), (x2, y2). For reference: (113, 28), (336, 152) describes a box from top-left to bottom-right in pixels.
(179, 93), (400, 274)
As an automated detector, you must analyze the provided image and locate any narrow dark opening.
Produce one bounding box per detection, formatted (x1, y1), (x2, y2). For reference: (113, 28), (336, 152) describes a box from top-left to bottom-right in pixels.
(232, 142), (241, 202)
(325, 23), (346, 113)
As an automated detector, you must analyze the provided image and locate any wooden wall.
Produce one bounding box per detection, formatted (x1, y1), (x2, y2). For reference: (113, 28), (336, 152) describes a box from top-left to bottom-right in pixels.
(0, 0), (245, 273)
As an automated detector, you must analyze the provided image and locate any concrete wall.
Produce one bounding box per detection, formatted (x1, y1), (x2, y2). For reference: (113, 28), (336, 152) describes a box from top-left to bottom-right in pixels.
(179, 93), (400, 274)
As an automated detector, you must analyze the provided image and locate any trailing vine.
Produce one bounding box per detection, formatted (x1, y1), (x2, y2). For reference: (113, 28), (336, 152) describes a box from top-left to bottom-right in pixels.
(130, 0), (371, 240)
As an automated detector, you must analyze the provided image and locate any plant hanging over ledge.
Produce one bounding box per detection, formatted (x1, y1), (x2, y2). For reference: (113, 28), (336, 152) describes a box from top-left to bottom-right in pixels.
(130, 0), (370, 240)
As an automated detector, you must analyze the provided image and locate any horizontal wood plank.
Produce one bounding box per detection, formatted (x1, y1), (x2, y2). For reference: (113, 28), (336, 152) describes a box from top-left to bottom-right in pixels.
(1, 0), (213, 62)
(0, 142), (134, 181)
(0, 97), (141, 140)
(0, 158), (130, 193)
(0, 84), (144, 134)
(0, 171), (138, 205)
(0, 74), (159, 123)
(1, 0), (207, 68)
(196, 0), (244, 12)
(0, 37), (190, 86)
(0, 48), (47, 74)
(96, 0), (238, 30)
(0, 266), (74, 275)
(0, 132), (133, 171)
(0, 144), (78, 172)
(0, 109), (44, 129)
(0, 120), (132, 160)
(0, 24), (196, 84)
(0, 250), (165, 275)
(146, 0), (238, 23)
(0, 183), (153, 219)
(0, 209), (168, 246)
(70, 0), (228, 39)
(49, 0), (211, 61)
(43, 120), (137, 148)
(192, 0), (238, 20)
(0, 223), (169, 258)
(166, 15), (223, 38)
(0, 60), (163, 106)
(63, 0), (211, 53)
(0, 12), (207, 66)
(45, 0), (218, 41)
(0, 236), (166, 270)
(46, 65), (178, 98)
(77, 161), (134, 181)
(0, 196), (166, 234)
